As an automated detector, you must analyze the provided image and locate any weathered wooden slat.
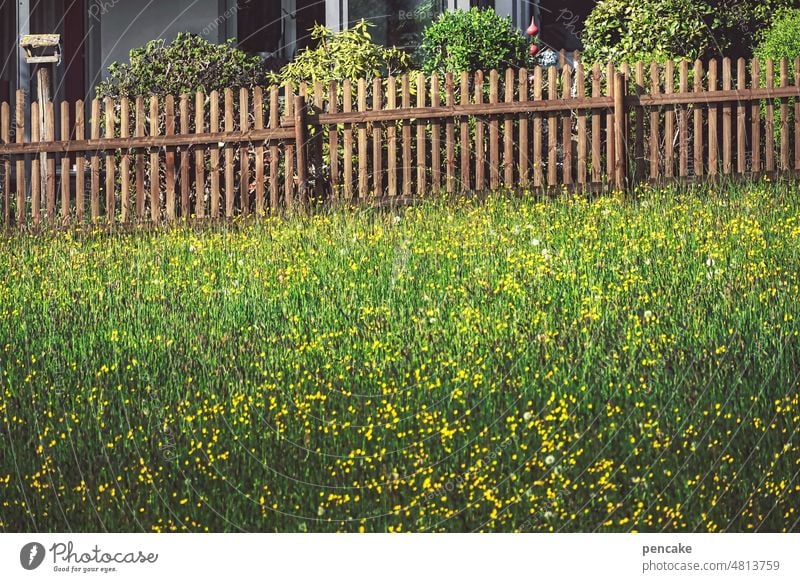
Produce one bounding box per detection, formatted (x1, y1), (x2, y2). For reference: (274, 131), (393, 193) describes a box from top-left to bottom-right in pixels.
(149, 95), (159, 221)
(119, 98), (130, 222)
(269, 87), (280, 210)
(606, 63), (615, 181)
(373, 77), (384, 197)
(104, 97), (116, 221)
(613, 72), (627, 189)
(195, 91), (206, 218)
(312, 81), (325, 202)
(1, 102), (10, 225)
(633, 62), (645, 182)
(225, 88), (236, 216)
(459, 72), (470, 192)
(548, 66), (558, 187)
(751, 58), (761, 174)
(358, 78), (369, 199)
(518, 68), (530, 188)
(343, 80), (354, 201)
(239, 87), (250, 213)
(737, 59), (746, 175)
(795, 58), (800, 172)
(503, 68), (515, 187)
(445, 73), (456, 193)
(591, 64), (600, 183)
(664, 60), (675, 179)
(75, 100), (85, 222)
(722, 58), (732, 175)
(31, 102), (40, 225)
(15, 91), (26, 225)
(475, 70), (486, 190)
(708, 60), (718, 177)
(294, 94), (309, 206)
(386, 77), (397, 197)
(431, 74), (441, 192)
(693, 61), (704, 177)
(210, 90), (221, 217)
(326, 82), (339, 203)
(45, 101), (56, 221)
(533, 66), (544, 187)
(253, 87), (265, 214)
(679, 61), (689, 178)
(765, 59), (775, 172)
(90, 98), (101, 221)
(415, 73), (426, 196)
(780, 58), (789, 172)
(179, 94), (190, 217)
(488, 69), (500, 190)
(561, 65), (573, 186)
(164, 95), (176, 220)
(576, 62), (586, 186)
(283, 83), (295, 208)
(134, 96), (144, 219)
(649, 62), (660, 180)
(60, 101), (71, 223)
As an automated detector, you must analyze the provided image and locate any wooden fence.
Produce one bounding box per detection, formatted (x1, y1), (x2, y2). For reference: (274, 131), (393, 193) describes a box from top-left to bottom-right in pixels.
(2, 56), (800, 228)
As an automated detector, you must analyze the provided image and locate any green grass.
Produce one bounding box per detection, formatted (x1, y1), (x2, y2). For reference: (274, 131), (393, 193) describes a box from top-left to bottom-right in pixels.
(1, 180), (799, 532)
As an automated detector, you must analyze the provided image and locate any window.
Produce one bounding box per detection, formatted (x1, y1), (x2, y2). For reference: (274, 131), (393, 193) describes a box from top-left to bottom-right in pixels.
(348, 0), (446, 51)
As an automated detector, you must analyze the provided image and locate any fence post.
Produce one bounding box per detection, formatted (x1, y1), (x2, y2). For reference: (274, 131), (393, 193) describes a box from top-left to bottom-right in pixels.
(293, 94), (309, 209)
(613, 72), (628, 190)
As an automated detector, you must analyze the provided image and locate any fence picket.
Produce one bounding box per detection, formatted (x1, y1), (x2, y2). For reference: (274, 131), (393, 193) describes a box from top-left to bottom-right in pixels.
(460, 72), (470, 192)
(165, 95), (176, 220)
(90, 99), (100, 221)
(503, 68), (515, 187)
(15, 91), (25, 225)
(179, 94), (190, 217)
(664, 60), (675, 179)
(679, 61), (688, 178)
(283, 83), (295, 208)
(649, 63), (660, 181)
(254, 87), (265, 214)
(708, 60), (719, 177)
(780, 58), (789, 172)
(239, 87), (250, 213)
(547, 66), (558, 187)
(358, 78), (369, 199)
(386, 77), (397, 198)
(591, 65), (600, 184)
(737, 59), (746, 175)
(431, 74), (441, 192)
(45, 101), (56, 221)
(225, 88), (236, 216)
(751, 58), (761, 174)
(327, 82), (339, 203)
(445, 73), (456, 193)
(576, 62), (587, 186)
(196, 91), (206, 218)
(373, 77), (384, 197)
(416, 73), (426, 196)
(690, 62), (703, 177)
(31, 102), (40, 225)
(210, 90), (221, 217)
(104, 97), (116, 221)
(60, 101), (71, 222)
(519, 68), (530, 187)
(489, 70), (500, 190)
(606, 63), (615, 181)
(149, 96), (159, 221)
(722, 58), (732, 175)
(562, 65), (573, 186)
(134, 96), (144, 219)
(795, 58), (800, 172)
(1, 102), (9, 225)
(765, 59), (775, 173)
(475, 70), (486, 191)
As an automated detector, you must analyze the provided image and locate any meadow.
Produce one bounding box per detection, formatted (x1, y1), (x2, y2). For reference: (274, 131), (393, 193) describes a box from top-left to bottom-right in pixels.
(0, 180), (798, 532)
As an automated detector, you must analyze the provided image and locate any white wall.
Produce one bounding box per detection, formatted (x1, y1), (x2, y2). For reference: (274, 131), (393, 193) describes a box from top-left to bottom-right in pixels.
(98, 0), (222, 73)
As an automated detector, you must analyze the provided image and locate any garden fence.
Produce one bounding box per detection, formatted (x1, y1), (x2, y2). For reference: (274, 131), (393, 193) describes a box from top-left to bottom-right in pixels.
(2, 56), (800, 228)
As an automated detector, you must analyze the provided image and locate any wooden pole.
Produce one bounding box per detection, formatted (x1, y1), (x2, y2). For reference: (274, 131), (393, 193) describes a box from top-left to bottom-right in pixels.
(294, 94), (308, 209)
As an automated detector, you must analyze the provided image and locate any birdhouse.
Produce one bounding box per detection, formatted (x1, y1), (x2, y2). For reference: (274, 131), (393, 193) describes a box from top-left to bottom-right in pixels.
(19, 34), (62, 65)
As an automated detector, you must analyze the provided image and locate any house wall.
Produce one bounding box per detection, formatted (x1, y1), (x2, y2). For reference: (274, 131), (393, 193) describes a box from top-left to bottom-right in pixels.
(98, 0), (223, 73)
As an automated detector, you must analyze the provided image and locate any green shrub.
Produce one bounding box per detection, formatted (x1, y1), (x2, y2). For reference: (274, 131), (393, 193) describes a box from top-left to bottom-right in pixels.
(270, 20), (412, 86)
(581, 0), (712, 65)
(418, 8), (531, 75)
(96, 33), (267, 99)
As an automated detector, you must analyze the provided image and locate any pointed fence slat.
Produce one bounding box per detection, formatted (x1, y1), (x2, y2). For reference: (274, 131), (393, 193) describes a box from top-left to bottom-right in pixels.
(445, 73), (456, 193)
(15, 91), (25, 225)
(503, 68), (515, 187)
(386, 77), (397, 198)
(60, 101), (71, 222)
(518, 68), (530, 188)
(196, 91), (207, 218)
(475, 70), (486, 191)
(179, 94), (190, 217)
(164, 95), (176, 220)
(431, 74), (441, 192)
